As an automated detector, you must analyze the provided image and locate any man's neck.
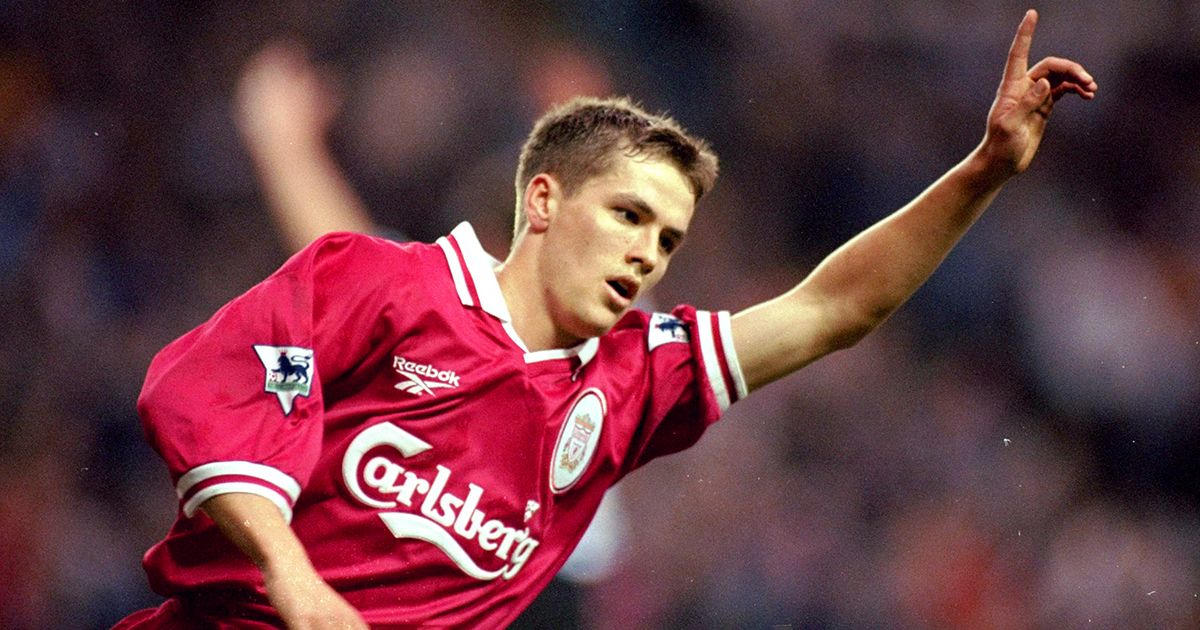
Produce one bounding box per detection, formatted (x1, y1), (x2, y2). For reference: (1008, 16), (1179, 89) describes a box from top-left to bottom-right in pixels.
(495, 248), (580, 352)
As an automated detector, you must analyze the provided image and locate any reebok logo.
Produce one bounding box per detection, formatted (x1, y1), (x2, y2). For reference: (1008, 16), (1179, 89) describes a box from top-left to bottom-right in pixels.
(393, 356), (460, 396)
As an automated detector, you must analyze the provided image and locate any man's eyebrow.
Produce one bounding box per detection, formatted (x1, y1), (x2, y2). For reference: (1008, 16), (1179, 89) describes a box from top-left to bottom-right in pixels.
(612, 193), (687, 243)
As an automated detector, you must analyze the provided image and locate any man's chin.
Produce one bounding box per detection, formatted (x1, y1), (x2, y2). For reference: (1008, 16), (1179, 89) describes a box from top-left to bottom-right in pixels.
(569, 311), (621, 341)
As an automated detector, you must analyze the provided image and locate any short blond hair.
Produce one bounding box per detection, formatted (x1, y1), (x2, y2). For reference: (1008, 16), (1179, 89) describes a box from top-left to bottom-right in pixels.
(513, 96), (719, 238)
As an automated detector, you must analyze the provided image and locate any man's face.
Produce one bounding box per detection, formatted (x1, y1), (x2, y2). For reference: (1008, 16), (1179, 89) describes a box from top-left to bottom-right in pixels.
(539, 152), (696, 343)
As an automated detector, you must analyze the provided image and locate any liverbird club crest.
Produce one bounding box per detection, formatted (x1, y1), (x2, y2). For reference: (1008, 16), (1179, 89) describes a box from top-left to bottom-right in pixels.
(559, 413), (596, 472)
(253, 345), (315, 415)
(550, 388), (606, 493)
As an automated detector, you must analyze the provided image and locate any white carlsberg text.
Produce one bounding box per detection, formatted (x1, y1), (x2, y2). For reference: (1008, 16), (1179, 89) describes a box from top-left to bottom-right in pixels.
(342, 422), (539, 580)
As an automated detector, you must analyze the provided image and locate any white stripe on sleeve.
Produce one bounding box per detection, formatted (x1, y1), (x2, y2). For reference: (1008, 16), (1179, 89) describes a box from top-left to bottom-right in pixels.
(182, 482), (295, 523)
(717, 310), (749, 402)
(696, 310), (732, 412)
(176, 461), (301, 502)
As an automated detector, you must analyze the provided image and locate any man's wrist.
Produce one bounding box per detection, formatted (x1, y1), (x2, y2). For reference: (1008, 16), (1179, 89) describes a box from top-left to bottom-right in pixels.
(962, 142), (1017, 192)
(246, 133), (327, 163)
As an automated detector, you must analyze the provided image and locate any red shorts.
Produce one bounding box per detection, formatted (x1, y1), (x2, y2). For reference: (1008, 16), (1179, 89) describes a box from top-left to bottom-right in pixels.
(112, 595), (282, 629)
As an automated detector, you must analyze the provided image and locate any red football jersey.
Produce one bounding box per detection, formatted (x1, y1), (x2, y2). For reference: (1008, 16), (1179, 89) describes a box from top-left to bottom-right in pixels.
(133, 223), (746, 627)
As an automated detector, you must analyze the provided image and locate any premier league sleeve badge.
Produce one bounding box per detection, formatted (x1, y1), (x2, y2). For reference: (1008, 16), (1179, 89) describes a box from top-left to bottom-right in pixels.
(253, 345), (315, 415)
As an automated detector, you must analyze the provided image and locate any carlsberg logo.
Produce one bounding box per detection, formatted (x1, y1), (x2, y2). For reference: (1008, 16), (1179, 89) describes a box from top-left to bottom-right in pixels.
(342, 422), (539, 581)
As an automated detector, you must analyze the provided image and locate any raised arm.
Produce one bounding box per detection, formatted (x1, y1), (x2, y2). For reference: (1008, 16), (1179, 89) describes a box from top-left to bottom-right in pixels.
(731, 10), (1096, 392)
(235, 43), (374, 251)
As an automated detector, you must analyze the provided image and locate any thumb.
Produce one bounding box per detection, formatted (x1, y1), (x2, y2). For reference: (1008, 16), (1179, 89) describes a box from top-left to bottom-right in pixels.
(1032, 77), (1051, 99)
(1023, 77), (1053, 116)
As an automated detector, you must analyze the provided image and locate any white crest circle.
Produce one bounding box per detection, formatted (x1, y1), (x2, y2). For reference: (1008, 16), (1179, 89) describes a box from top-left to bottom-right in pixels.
(550, 388), (606, 494)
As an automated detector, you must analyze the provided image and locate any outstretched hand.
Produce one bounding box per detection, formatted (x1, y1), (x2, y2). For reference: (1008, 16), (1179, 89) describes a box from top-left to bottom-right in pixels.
(981, 9), (1097, 177)
(235, 42), (342, 154)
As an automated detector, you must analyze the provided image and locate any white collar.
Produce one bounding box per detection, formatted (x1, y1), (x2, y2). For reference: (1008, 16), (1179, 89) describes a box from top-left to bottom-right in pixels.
(436, 222), (599, 367)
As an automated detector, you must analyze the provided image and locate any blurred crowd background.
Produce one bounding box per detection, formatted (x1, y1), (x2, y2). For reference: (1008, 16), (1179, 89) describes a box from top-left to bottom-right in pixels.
(3, 1), (1199, 628)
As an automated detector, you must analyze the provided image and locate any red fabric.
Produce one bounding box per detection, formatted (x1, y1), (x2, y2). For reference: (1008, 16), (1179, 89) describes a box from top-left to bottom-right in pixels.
(134, 225), (740, 627)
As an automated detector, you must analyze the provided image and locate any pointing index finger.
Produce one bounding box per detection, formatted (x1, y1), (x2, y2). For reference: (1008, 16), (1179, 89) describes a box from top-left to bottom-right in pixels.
(1003, 9), (1038, 82)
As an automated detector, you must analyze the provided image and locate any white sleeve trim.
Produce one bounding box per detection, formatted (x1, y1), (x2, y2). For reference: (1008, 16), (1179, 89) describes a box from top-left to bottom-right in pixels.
(177, 461), (301, 502)
(182, 483), (295, 524)
(717, 310), (749, 401)
(696, 310), (732, 412)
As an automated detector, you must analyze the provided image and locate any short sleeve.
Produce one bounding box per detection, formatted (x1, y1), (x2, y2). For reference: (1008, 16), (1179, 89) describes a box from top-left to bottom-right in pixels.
(137, 233), (401, 522)
(624, 304), (748, 471)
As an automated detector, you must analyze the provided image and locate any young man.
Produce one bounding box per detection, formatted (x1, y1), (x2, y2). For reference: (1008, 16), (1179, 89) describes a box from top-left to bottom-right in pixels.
(118, 11), (1095, 628)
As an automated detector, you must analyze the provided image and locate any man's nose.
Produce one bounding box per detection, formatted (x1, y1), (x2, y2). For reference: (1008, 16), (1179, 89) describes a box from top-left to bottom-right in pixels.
(626, 231), (659, 275)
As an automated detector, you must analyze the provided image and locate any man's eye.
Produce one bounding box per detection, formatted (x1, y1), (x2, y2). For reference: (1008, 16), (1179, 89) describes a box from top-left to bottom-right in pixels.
(660, 236), (677, 254)
(618, 208), (639, 224)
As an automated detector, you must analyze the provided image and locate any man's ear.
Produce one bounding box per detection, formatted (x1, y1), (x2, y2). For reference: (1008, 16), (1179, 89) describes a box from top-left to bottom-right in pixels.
(522, 173), (559, 233)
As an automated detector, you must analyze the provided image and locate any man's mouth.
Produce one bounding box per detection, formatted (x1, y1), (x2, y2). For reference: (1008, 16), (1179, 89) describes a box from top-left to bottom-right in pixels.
(606, 277), (637, 303)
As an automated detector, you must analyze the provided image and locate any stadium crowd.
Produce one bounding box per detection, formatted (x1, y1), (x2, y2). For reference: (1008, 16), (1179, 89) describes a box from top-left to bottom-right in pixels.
(1, 1), (1198, 627)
